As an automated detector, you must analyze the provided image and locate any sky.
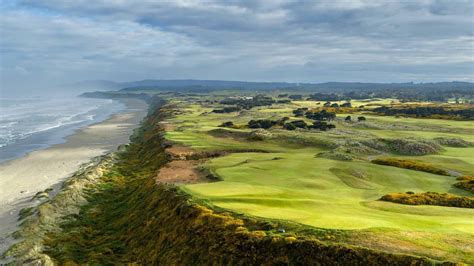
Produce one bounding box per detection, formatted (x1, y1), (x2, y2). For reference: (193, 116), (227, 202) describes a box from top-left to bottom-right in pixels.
(1, 0), (473, 92)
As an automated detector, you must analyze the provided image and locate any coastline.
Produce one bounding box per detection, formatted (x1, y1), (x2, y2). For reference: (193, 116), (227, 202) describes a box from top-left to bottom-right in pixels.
(0, 98), (148, 256)
(0, 97), (125, 164)
(4, 98), (443, 265)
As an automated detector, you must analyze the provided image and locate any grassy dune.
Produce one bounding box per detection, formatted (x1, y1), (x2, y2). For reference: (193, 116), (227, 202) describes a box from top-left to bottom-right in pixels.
(163, 97), (474, 263)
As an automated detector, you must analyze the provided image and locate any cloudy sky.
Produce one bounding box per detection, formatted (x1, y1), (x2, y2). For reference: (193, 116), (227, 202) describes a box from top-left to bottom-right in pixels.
(1, 0), (473, 91)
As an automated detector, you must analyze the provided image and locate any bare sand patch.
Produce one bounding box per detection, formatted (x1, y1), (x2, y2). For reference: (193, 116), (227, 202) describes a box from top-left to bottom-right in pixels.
(158, 121), (176, 131)
(165, 145), (197, 160)
(156, 160), (208, 184)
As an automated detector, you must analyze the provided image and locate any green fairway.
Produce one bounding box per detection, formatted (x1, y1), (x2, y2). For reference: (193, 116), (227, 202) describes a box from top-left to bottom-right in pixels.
(182, 150), (472, 231)
(162, 97), (474, 263)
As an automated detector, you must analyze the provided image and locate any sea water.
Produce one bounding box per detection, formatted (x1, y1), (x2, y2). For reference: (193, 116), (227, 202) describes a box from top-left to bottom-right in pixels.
(0, 96), (124, 163)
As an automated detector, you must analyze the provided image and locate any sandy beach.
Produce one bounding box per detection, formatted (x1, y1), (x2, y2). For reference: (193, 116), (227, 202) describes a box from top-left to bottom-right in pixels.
(0, 99), (148, 255)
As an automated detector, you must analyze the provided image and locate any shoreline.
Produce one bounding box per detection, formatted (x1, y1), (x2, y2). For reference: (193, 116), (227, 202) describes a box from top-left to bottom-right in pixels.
(0, 98), (148, 256)
(0, 97), (125, 164)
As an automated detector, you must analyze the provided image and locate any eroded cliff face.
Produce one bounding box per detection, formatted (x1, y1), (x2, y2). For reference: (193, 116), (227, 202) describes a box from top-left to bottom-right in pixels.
(4, 98), (451, 265)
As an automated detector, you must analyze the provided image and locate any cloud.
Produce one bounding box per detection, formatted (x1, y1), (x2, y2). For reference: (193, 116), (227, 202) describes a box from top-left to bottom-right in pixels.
(1, 0), (473, 91)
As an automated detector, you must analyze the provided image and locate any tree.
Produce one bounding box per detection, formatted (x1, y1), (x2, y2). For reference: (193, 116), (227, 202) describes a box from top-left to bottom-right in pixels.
(345, 116), (351, 121)
(292, 108), (305, 117)
(330, 103), (339, 108)
(357, 116), (366, 122)
(248, 119), (277, 129)
(284, 120), (307, 130)
(311, 121), (336, 131)
(341, 102), (352, 108)
(305, 110), (336, 121)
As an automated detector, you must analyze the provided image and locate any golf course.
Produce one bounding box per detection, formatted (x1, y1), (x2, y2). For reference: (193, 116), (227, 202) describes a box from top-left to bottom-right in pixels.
(162, 95), (474, 263)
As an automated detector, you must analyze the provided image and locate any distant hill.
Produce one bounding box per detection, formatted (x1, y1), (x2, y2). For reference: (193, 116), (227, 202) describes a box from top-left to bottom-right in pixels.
(118, 79), (295, 91)
(303, 81), (474, 91)
(114, 79), (473, 92)
(73, 79), (473, 94)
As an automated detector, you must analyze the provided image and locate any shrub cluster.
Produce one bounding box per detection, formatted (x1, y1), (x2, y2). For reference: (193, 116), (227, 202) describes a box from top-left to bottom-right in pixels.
(373, 106), (474, 120)
(311, 121), (336, 131)
(305, 110), (336, 121)
(283, 120), (308, 130)
(292, 108), (308, 117)
(220, 95), (275, 109)
(454, 176), (474, 193)
(307, 93), (346, 101)
(283, 120), (336, 131)
(380, 192), (474, 208)
(212, 106), (241, 113)
(248, 118), (287, 129)
(371, 158), (449, 176)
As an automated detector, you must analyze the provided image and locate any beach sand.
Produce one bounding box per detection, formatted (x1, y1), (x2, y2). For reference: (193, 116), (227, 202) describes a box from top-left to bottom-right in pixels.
(0, 98), (148, 254)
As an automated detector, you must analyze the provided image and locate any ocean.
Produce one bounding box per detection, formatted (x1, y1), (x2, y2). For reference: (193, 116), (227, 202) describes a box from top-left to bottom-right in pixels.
(0, 96), (124, 163)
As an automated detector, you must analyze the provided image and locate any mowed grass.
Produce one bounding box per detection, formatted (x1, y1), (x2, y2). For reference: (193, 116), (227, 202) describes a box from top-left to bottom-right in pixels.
(164, 98), (474, 263)
(183, 150), (472, 231)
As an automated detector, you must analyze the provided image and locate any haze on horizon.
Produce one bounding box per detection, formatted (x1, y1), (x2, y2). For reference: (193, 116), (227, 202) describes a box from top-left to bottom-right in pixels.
(1, 0), (473, 94)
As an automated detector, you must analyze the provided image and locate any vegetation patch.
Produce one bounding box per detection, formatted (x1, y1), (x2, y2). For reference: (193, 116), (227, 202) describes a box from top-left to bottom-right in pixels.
(454, 176), (474, 193)
(18, 207), (35, 221)
(380, 192), (474, 208)
(433, 137), (471, 147)
(212, 106), (241, 113)
(336, 140), (381, 155)
(381, 138), (442, 155)
(220, 95), (275, 109)
(247, 129), (273, 141)
(317, 151), (353, 161)
(207, 128), (249, 139)
(372, 106), (474, 120)
(371, 158), (449, 176)
(3, 154), (117, 265)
